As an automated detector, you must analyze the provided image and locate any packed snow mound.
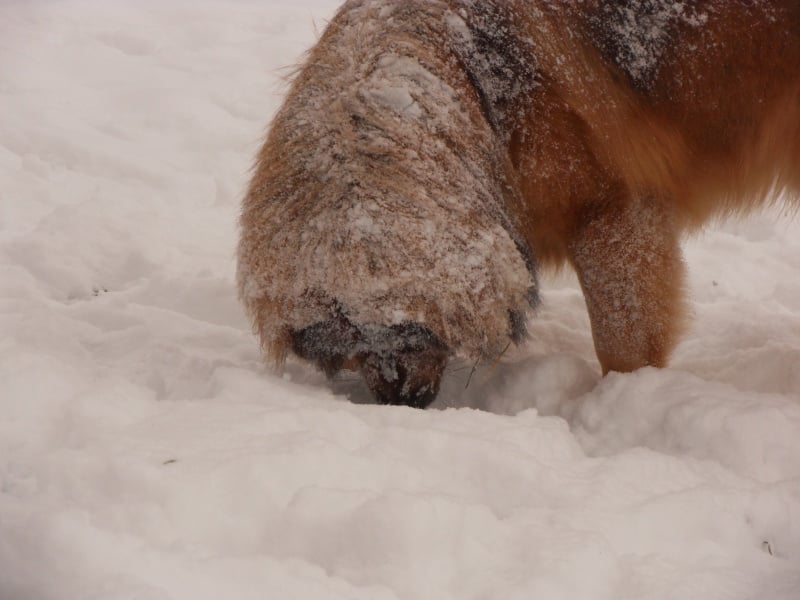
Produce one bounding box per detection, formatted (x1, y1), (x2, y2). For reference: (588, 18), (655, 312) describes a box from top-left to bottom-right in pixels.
(2, 1), (800, 599)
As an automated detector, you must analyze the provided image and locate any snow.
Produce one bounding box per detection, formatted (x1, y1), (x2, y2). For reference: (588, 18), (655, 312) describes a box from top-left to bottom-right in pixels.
(1, 1), (800, 599)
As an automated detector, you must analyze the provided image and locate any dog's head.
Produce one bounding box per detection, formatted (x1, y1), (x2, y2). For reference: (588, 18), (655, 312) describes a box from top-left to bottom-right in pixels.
(237, 0), (538, 407)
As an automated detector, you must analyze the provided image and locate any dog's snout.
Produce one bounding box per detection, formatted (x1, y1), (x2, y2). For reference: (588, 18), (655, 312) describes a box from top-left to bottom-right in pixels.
(358, 322), (449, 408)
(290, 317), (449, 408)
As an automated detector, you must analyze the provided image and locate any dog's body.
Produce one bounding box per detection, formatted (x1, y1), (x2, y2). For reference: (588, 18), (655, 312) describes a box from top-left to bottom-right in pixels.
(238, 0), (800, 407)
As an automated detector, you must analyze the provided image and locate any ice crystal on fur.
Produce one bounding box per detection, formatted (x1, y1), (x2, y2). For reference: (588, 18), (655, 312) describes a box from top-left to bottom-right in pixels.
(590, 0), (708, 87)
(444, 1), (540, 140)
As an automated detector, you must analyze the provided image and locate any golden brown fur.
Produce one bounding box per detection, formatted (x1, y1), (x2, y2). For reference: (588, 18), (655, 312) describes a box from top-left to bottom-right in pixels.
(509, 0), (800, 371)
(238, 0), (800, 406)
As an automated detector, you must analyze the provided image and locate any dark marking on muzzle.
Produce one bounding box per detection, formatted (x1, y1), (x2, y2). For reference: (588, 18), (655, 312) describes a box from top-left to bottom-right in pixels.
(290, 314), (449, 409)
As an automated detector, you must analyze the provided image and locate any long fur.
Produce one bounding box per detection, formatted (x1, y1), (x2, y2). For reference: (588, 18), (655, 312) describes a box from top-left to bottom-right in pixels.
(238, 0), (799, 388)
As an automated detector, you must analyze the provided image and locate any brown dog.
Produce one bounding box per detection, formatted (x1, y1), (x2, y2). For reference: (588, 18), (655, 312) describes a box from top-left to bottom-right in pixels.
(238, 0), (800, 407)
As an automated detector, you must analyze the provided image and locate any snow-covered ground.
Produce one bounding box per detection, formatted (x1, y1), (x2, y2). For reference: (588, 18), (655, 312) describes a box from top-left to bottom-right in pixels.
(2, 2), (800, 598)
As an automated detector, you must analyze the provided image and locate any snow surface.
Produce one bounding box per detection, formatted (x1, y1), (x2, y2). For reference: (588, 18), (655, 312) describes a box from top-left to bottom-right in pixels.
(2, 1), (800, 599)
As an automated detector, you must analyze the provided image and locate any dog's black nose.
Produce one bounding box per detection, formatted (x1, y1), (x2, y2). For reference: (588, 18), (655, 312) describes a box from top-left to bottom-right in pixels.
(357, 323), (449, 408)
(290, 317), (449, 408)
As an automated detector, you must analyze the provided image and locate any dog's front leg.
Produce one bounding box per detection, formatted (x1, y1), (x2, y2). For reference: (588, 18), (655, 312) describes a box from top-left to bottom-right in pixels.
(569, 197), (687, 374)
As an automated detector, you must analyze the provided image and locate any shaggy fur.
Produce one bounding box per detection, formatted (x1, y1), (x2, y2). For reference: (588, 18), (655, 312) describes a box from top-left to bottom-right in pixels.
(238, 0), (800, 406)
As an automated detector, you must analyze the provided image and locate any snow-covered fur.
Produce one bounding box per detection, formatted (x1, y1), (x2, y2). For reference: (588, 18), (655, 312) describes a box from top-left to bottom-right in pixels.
(238, 1), (540, 374)
(238, 0), (800, 405)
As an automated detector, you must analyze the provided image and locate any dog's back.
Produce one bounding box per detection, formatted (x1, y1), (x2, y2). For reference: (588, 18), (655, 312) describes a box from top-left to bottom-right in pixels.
(514, 1), (800, 262)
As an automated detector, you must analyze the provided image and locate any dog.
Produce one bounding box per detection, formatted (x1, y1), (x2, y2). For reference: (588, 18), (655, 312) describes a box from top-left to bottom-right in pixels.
(238, 0), (800, 408)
